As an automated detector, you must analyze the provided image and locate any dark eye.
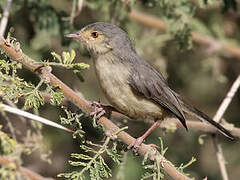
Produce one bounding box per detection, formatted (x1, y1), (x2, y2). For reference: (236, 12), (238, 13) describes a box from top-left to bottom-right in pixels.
(91, 31), (98, 38)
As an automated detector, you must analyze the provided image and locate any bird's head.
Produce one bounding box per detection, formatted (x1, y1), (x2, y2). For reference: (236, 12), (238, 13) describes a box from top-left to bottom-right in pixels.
(65, 22), (135, 56)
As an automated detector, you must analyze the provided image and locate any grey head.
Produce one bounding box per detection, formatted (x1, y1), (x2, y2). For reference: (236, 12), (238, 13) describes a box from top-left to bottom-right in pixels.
(65, 22), (136, 57)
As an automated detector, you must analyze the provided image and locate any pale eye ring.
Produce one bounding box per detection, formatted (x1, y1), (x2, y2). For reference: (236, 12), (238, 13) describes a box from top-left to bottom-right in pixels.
(91, 31), (98, 38)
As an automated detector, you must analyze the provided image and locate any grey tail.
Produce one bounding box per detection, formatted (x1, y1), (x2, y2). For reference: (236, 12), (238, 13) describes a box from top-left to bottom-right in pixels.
(183, 103), (235, 141)
(173, 92), (235, 141)
(184, 103), (234, 140)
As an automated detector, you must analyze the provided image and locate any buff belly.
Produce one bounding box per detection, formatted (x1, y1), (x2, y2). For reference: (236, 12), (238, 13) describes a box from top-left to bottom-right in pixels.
(93, 54), (164, 121)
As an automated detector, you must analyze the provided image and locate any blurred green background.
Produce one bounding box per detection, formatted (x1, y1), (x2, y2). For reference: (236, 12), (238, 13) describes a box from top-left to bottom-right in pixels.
(0, 0), (240, 179)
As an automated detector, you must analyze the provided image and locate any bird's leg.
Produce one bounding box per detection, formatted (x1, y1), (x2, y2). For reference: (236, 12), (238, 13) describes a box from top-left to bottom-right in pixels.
(128, 121), (160, 153)
(90, 101), (118, 119)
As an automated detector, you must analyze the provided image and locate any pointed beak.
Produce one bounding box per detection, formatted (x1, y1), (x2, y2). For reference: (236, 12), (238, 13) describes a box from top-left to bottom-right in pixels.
(64, 33), (80, 39)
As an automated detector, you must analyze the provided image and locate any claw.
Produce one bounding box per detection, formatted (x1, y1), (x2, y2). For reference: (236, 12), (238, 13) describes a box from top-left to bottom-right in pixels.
(127, 137), (144, 154)
(90, 101), (106, 120)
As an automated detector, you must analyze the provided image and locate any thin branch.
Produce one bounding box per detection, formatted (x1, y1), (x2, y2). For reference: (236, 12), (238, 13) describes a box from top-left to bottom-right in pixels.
(160, 119), (240, 138)
(70, 0), (77, 25)
(211, 75), (240, 180)
(0, 0), (12, 37)
(62, 0), (83, 22)
(213, 75), (240, 123)
(76, 0), (84, 17)
(0, 103), (73, 133)
(0, 37), (192, 180)
(129, 9), (240, 59)
(0, 156), (55, 180)
(212, 137), (229, 180)
(40, 93), (240, 138)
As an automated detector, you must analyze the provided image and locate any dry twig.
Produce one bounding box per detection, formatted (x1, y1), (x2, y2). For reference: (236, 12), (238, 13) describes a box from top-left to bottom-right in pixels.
(212, 75), (240, 180)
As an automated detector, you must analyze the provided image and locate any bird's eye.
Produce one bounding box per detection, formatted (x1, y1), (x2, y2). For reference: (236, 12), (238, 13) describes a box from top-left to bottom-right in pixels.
(91, 31), (98, 38)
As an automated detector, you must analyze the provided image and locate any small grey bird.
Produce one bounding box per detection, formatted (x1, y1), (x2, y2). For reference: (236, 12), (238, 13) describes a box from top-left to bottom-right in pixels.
(65, 22), (234, 151)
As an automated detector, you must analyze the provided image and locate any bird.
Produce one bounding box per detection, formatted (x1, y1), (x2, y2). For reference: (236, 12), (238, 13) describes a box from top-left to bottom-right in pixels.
(65, 22), (234, 152)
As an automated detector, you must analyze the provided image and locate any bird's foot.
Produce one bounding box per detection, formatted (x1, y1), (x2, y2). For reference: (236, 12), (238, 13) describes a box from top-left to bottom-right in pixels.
(90, 101), (117, 119)
(90, 101), (106, 119)
(127, 137), (145, 154)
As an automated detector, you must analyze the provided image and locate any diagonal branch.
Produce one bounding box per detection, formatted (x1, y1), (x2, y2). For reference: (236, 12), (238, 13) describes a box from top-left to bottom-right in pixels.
(211, 75), (240, 180)
(129, 9), (240, 59)
(213, 75), (240, 123)
(0, 37), (192, 179)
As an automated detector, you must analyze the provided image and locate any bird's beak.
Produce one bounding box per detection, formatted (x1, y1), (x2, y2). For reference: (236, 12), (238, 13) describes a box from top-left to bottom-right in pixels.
(64, 33), (80, 39)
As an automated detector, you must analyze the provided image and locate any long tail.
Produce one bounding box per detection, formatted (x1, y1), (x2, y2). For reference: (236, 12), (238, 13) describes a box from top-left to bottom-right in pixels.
(173, 92), (235, 140)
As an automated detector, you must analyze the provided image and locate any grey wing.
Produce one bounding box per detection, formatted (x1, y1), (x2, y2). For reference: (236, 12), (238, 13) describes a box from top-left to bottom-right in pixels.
(128, 63), (188, 130)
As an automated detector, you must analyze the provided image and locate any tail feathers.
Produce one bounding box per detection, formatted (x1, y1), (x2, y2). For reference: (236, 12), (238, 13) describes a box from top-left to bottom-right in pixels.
(185, 104), (234, 140)
(172, 91), (235, 140)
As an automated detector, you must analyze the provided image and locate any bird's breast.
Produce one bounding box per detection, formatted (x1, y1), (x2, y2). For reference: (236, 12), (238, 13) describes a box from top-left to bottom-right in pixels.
(93, 54), (164, 121)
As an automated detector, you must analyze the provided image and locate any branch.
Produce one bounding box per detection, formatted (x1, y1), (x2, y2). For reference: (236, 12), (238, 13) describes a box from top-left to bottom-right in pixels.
(212, 137), (229, 180)
(41, 93), (240, 138)
(0, 103), (73, 133)
(129, 9), (240, 59)
(0, 38), (192, 179)
(161, 119), (240, 138)
(0, 0), (12, 37)
(213, 75), (240, 123)
(0, 156), (55, 180)
(210, 75), (240, 180)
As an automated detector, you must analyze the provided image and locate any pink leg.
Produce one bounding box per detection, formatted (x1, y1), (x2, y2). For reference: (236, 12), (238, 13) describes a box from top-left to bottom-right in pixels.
(128, 121), (160, 153)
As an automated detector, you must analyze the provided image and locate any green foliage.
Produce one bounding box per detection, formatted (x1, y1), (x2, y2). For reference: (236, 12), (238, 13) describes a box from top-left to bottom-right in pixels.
(0, 129), (28, 179)
(198, 134), (207, 145)
(24, 80), (45, 109)
(45, 85), (64, 106)
(140, 138), (195, 179)
(177, 157), (197, 175)
(0, 49), (86, 110)
(39, 50), (89, 82)
(0, 129), (17, 155)
(141, 0), (195, 50)
(161, 0), (194, 50)
(60, 106), (85, 140)
(0, 59), (38, 107)
(141, 138), (166, 180)
(58, 132), (125, 180)
(27, 0), (61, 35)
(45, 50), (89, 69)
